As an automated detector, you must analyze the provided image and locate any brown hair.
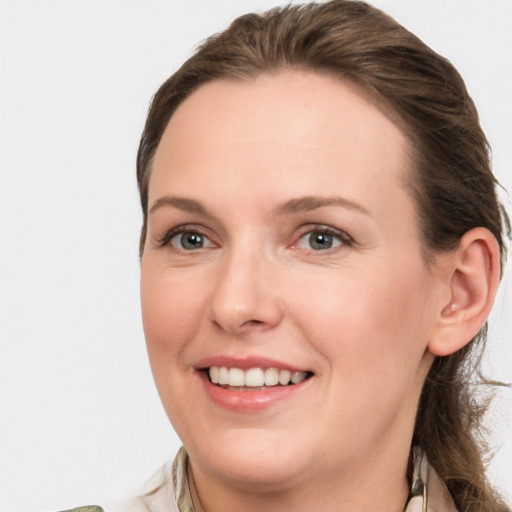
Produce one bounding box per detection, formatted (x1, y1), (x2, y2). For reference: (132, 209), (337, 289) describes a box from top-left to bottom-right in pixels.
(136, 1), (510, 509)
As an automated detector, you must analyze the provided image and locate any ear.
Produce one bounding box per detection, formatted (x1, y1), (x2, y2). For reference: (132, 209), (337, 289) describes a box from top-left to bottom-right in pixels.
(428, 227), (501, 357)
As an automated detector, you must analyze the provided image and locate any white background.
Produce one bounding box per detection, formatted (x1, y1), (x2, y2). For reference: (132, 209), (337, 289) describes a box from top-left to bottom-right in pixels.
(0, 1), (511, 510)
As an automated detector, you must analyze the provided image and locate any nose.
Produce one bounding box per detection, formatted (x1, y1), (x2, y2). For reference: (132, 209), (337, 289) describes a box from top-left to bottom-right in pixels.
(207, 245), (284, 335)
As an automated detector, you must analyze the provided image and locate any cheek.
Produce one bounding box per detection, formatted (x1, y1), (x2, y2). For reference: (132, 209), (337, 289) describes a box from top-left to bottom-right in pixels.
(288, 260), (434, 378)
(140, 264), (205, 369)
(140, 265), (210, 430)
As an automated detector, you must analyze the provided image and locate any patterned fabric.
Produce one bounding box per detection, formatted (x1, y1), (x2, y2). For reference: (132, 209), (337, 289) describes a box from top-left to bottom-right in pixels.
(173, 447), (195, 512)
(404, 446), (429, 512)
(124, 446), (455, 512)
(60, 507), (105, 512)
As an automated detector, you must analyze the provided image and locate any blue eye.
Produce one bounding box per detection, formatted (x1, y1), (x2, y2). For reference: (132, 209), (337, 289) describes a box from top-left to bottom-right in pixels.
(170, 232), (213, 250)
(297, 230), (346, 251)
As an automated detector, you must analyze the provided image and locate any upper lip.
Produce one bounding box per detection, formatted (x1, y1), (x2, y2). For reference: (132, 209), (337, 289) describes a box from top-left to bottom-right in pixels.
(195, 355), (310, 373)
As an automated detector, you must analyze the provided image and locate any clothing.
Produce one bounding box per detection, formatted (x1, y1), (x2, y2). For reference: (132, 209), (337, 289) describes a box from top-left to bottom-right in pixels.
(61, 508), (104, 512)
(121, 446), (458, 512)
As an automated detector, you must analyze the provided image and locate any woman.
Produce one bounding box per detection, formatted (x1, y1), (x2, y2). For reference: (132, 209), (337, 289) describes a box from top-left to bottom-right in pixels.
(130, 1), (510, 511)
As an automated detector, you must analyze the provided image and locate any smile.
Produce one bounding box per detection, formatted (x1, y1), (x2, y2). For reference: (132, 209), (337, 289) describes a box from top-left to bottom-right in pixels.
(208, 366), (311, 389)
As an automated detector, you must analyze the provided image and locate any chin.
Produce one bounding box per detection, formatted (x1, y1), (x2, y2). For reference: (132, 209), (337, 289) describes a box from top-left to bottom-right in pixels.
(187, 427), (315, 490)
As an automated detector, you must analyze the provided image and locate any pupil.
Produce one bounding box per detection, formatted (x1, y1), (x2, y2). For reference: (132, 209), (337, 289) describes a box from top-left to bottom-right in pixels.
(181, 233), (203, 249)
(309, 232), (332, 250)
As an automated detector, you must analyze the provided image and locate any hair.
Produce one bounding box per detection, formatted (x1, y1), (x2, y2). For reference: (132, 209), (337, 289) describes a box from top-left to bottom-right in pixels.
(136, 1), (510, 510)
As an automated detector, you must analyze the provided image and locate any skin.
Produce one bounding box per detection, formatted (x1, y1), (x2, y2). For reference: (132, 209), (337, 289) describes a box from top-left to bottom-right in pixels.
(140, 71), (454, 512)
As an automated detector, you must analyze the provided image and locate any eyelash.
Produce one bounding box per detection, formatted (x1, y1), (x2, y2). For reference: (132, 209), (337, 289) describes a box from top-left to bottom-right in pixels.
(156, 224), (354, 252)
(157, 224), (214, 250)
(293, 225), (354, 252)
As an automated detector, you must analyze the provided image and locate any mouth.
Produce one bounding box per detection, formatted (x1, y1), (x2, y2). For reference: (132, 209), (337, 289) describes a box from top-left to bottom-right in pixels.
(196, 359), (314, 411)
(205, 366), (313, 390)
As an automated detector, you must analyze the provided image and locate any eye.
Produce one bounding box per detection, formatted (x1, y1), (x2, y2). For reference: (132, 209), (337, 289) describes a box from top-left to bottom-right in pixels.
(296, 228), (349, 251)
(169, 231), (214, 250)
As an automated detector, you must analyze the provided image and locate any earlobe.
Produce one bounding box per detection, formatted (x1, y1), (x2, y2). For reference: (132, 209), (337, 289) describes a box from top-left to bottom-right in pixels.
(428, 228), (501, 357)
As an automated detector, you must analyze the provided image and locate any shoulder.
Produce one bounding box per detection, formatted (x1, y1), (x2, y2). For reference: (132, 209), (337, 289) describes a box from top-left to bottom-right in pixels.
(117, 458), (179, 512)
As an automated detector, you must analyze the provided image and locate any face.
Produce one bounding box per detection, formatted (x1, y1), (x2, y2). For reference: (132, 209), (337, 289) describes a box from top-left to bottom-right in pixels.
(141, 71), (444, 493)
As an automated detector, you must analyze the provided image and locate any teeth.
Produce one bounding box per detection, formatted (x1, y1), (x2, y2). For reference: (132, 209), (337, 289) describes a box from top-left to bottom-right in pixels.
(245, 368), (265, 387)
(229, 368), (245, 386)
(278, 369), (291, 385)
(210, 366), (219, 384)
(207, 366), (309, 387)
(218, 366), (229, 385)
(264, 367), (279, 386)
(291, 371), (307, 384)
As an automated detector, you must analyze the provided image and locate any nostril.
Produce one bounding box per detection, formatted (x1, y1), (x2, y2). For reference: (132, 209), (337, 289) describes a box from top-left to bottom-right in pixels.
(238, 318), (272, 332)
(243, 319), (264, 326)
(210, 316), (273, 334)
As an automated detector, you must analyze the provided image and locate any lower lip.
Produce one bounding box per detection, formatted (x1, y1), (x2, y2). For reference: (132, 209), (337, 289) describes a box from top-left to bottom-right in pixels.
(197, 371), (310, 412)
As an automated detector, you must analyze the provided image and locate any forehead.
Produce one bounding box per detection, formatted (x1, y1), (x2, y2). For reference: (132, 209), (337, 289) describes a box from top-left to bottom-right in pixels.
(157, 70), (406, 156)
(150, 70), (412, 224)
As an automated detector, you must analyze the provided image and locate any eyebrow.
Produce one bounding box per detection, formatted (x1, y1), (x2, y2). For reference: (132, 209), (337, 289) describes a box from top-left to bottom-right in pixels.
(148, 194), (370, 218)
(273, 196), (370, 216)
(149, 196), (212, 217)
